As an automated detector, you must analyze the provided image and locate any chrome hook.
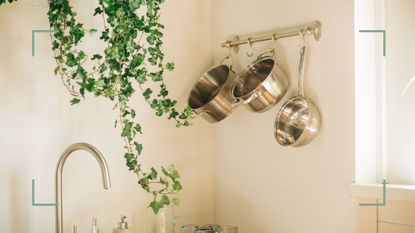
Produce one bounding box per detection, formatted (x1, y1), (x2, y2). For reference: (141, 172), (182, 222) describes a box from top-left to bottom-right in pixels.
(272, 34), (277, 49)
(220, 41), (234, 73)
(246, 38), (254, 57)
(226, 41), (233, 57)
(270, 34), (278, 56)
(299, 31), (307, 46)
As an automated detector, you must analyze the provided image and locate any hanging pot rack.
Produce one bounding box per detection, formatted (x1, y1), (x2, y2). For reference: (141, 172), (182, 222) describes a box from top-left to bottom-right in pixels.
(221, 21), (322, 53)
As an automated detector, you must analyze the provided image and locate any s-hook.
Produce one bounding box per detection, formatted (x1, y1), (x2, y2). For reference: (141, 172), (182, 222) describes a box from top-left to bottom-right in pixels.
(246, 38), (254, 57)
(220, 41), (235, 73)
(299, 31), (307, 47)
(259, 34), (278, 57)
(270, 33), (277, 56)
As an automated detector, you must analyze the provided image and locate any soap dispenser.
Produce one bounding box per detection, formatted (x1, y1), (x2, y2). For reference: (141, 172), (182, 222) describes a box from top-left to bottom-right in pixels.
(113, 216), (132, 233)
(90, 218), (98, 233)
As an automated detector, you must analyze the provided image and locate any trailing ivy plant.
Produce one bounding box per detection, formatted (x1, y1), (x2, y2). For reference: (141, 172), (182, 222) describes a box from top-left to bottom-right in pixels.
(1, 0), (194, 214)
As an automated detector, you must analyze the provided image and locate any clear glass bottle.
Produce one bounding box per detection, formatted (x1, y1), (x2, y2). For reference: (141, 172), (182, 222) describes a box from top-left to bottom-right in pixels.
(156, 206), (175, 233)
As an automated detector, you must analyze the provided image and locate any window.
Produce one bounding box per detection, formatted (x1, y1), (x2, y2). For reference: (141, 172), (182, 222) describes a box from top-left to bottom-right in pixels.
(355, 0), (415, 185)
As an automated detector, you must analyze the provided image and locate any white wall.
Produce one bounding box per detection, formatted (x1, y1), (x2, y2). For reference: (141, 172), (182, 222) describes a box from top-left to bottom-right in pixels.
(211, 1), (356, 233)
(0, 1), (214, 233)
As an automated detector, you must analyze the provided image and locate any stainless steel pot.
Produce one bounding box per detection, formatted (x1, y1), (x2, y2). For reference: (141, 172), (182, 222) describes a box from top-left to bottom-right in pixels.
(274, 44), (321, 147)
(188, 57), (238, 123)
(231, 49), (289, 113)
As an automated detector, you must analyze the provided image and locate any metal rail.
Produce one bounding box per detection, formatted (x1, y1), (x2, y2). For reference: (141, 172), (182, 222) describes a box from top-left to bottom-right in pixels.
(221, 21), (322, 51)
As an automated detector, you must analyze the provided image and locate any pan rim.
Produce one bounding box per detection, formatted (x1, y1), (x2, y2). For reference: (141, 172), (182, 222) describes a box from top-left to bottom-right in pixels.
(188, 64), (231, 110)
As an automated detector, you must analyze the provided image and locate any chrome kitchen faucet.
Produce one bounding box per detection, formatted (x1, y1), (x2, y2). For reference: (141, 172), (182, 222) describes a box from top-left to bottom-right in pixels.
(55, 143), (111, 233)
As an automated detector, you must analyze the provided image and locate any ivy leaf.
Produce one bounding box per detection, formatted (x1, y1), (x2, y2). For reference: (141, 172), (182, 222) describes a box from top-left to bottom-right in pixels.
(52, 41), (60, 50)
(166, 62), (174, 71)
(169, 110), (179, 119)
(124, 152), (134, 161)
(150, 167), (158, 179)
(150, 99), (159, 108)
(147, 34), (156, 45)
(80, 87), (85, 97)
(70, 98), (80, 105)
(143, 88), (153, 100)
(159, 195), (170, 207)
(125, 153), (137, 171)
(131, 54), (144, 68)
(138, 177), (150, 191)
(92, 54), (103, 60)
(149, 72), (163, 82)
(135, 69), (147, 84)
(134, 123), (142, 134)
(121, 120), (133, 140)
(155, 110), (163, 117)
(54, 66), (60, 75)
(166, 165), (180, 179)
(100, 29), (110, 41)
(66, 53), (77, 67)
(173, 180), (182, 191)
(130, 109), (136, 118)
(89, 28), (98, 35)
(172, 197), (180, 206)
(134, 142), (143, 155)
(93, 7), (103, 15)
(159, 87), (168, 97)
(77, 51), (86, 61)
(70, 25), (85, 44)
(148, 57), (157, 65)
(149, 201), (161, 214)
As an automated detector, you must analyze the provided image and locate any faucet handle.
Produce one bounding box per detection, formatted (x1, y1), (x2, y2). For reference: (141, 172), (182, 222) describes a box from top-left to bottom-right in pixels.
(73, 225), (78, 233)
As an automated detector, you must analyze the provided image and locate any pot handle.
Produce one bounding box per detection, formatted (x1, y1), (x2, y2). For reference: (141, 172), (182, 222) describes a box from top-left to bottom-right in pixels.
(298, 34), (307, 97)
(220, 41), (235, 72)
(198, 98), (240, 117)
(257, 49), (274, 59)
(232, 97), (242, 108)
(199, 109), (211, 115)
(220, 55), (232, 65)
(243, 91), (263, 104)
(257, 34), (277, 59)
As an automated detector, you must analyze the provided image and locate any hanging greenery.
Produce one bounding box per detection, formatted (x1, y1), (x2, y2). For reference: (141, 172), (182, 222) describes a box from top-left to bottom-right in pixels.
(0, 0), (17, 4)
(1, 0), (194, 214)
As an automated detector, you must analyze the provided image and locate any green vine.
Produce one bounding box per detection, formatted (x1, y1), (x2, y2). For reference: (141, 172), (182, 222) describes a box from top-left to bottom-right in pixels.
(1, 0), (194, 214)
(0, 0), (17, 4)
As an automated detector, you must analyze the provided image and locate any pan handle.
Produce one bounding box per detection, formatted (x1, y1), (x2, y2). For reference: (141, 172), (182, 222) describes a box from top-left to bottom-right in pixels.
(298, 36), (307, 97)
(257, 35), (277, 59)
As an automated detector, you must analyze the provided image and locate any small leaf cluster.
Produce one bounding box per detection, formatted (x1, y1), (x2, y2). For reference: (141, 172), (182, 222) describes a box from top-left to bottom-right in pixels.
(0, 0), (195, 214)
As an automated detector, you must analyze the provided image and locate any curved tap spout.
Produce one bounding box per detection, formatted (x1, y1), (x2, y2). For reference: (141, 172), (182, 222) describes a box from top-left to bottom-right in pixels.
(55, 143), (111, 233)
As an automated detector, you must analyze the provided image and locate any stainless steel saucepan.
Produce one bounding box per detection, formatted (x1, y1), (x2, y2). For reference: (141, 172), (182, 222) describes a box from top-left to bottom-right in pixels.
(274, 42), (321, 147)
(188, 56), (238, 123)
(231, 37), (289, 113)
